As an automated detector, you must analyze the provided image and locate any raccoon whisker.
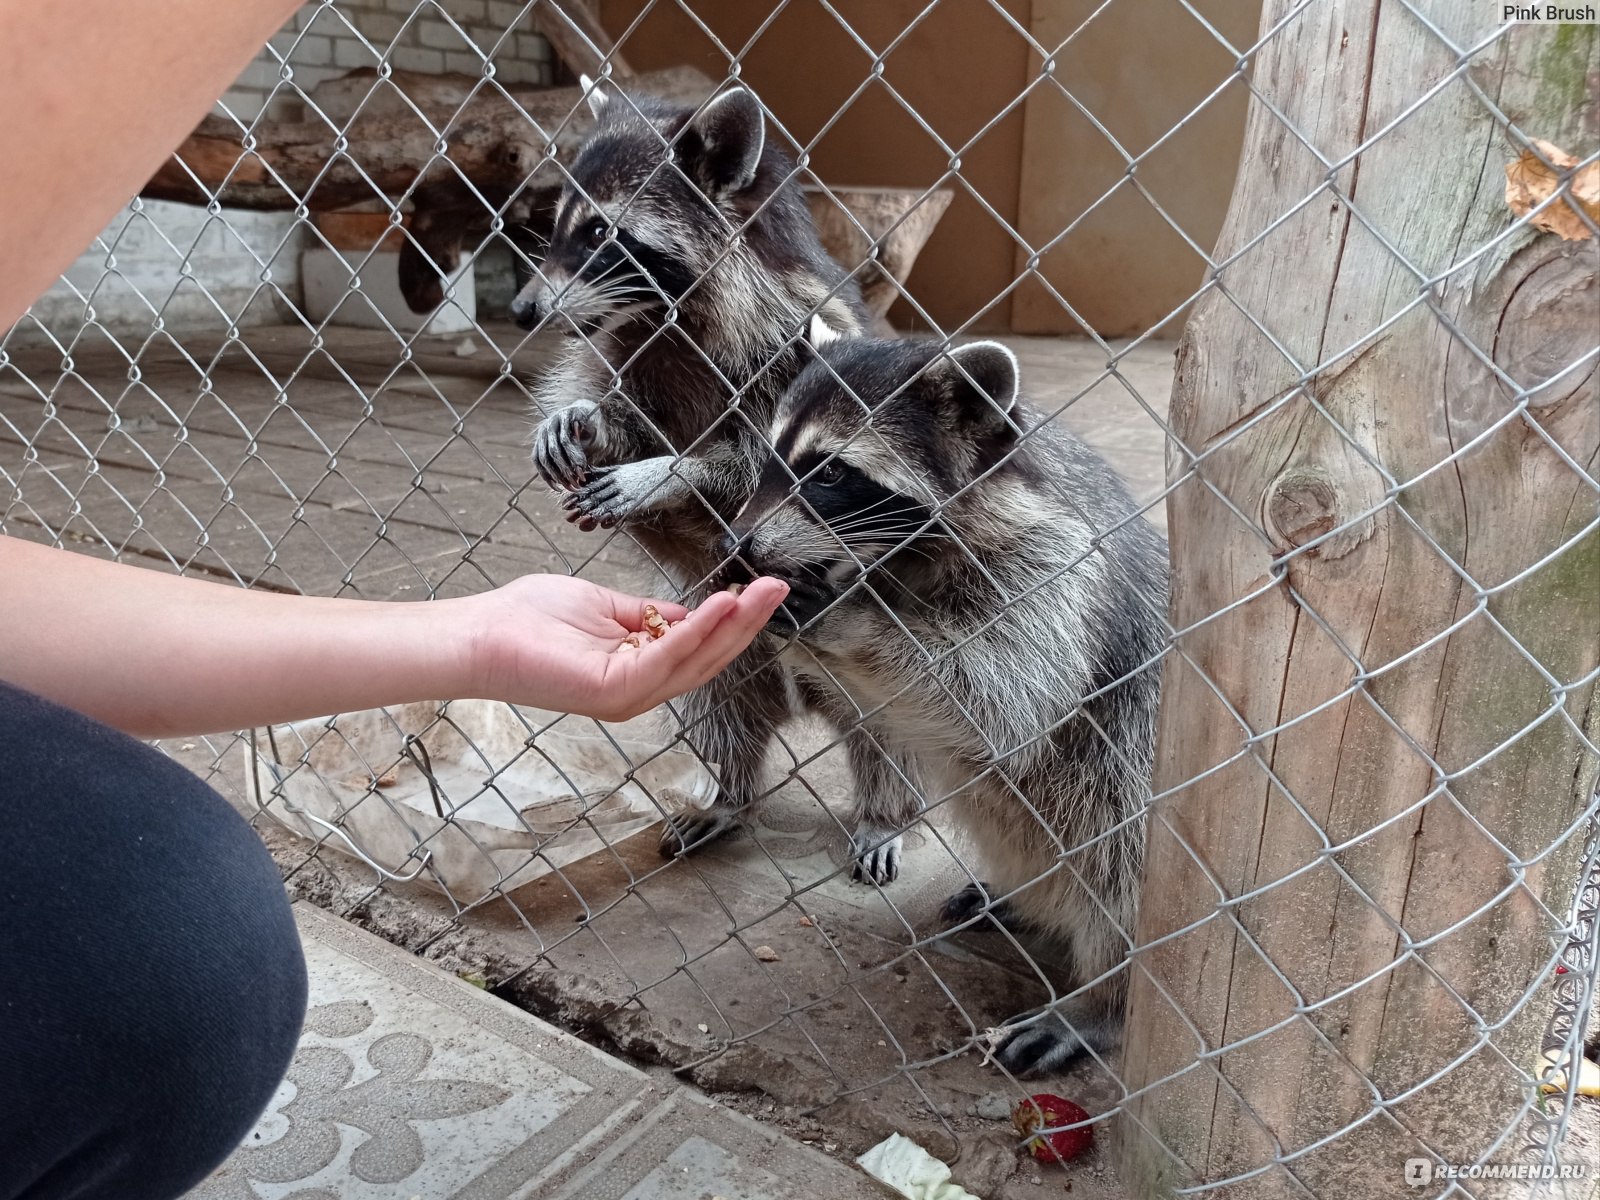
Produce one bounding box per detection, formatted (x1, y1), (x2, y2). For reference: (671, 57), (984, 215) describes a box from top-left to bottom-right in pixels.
(830, 514), (948, 538)
(821, 493), (909, 525)
(825, 504), (932, 534)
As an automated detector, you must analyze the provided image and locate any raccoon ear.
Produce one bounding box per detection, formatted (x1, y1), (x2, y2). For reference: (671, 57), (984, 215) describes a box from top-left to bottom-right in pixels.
(805, 314), (841, 350)
(939, 341), (1020, 440)
(687, 86), (765, 196)
(580, 74), (609, 120)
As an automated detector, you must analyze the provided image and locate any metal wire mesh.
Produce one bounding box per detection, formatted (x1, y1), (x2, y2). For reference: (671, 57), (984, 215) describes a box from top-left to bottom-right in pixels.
(2, 1), (1596, 1196)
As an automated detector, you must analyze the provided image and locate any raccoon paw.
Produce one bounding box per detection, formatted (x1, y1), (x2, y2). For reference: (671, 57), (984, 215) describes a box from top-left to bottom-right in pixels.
(940, 883), (1027, 932)
(941, 882), (999, 925)
(659, 807), (739, 858)
(562, 459), (683, 531)
(850, 825), (903, 885)
(990, 1013), (1089, 1077)
(533, 401), (602, 491)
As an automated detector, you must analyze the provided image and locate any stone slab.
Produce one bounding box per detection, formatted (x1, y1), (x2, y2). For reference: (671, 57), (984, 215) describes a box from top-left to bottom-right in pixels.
(193, 903), (887, 1200)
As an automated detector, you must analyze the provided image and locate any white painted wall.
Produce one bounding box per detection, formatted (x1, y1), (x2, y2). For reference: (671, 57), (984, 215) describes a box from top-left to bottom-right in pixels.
(19, 1), (552, 346)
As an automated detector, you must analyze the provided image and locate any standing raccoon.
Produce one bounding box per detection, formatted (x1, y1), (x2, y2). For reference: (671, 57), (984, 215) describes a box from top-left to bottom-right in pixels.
(718, 324), (1169, 1073)
(513, 81), (869, 858)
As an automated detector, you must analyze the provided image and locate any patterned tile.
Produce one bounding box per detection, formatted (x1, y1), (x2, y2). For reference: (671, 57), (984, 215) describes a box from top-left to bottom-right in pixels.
(194, 904), (881, 1200)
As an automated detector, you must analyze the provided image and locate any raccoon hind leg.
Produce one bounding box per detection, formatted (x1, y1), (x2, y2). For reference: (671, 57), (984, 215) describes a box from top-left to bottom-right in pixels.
(990, 976), (1125, 1077)
(990, 915), (1129, 1076)
(660, 647), (793, 858)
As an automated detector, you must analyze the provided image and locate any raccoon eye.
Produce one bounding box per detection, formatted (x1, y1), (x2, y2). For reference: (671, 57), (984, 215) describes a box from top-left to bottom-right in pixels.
(815, 460), (844, 486)
(584, 218), (609, 250)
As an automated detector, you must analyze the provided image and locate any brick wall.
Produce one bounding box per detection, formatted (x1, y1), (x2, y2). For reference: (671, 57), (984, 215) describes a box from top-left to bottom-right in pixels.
(21, 1), (553, 344)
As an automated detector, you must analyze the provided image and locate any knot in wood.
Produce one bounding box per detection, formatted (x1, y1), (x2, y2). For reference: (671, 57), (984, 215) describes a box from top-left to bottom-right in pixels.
(1493, 250), (1598, 409)
(1264, 467), (1368, 559)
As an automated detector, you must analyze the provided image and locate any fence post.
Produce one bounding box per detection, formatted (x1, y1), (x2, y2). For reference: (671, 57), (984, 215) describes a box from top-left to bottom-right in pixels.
(1117, 6), (1598, 1196)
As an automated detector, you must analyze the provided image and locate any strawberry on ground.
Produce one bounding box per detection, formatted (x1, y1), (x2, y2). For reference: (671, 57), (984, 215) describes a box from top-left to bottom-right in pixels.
(1012, 1093), (1093, 1165)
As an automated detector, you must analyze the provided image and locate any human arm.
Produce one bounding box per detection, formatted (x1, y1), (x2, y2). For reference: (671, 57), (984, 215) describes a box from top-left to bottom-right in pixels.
(0, 0), (308, 328)
(0, 535), (786, 737)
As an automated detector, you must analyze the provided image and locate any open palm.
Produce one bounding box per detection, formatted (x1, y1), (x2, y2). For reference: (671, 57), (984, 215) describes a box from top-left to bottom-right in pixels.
(471, 574), (788, 722)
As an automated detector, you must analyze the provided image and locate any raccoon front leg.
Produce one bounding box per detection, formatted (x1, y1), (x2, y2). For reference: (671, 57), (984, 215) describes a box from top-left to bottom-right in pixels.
(561, 456), (693, 531)
(844, 731), (922, 885)
(939, 882), (1035, 934)
(659, 646), (793, 857)
(564, 441), (749, 531)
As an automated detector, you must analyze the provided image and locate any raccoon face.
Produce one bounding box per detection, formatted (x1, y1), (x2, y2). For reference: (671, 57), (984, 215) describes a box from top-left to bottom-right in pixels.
(721, 324), (1022, 628)
(508, 84), (767, 335)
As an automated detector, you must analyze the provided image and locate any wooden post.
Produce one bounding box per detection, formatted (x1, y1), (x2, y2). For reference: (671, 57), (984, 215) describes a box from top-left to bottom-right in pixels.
(1118, 8), (1598, 1197)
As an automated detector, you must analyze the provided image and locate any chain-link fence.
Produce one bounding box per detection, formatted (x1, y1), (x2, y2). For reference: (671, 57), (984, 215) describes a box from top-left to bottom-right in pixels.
(2, 1), (1597, 1197)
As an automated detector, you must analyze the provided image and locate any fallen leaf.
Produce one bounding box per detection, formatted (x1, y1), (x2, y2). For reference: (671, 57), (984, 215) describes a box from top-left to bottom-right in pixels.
(798, 915), (815, 927)
(1505, 138), (1599, 241)
(753, 944), (780, 962)
(1540, 1048), (1600, 1096)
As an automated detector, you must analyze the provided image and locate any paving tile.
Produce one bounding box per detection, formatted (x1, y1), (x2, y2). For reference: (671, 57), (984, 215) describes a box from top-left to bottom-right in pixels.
(193, 903), (883, 1199)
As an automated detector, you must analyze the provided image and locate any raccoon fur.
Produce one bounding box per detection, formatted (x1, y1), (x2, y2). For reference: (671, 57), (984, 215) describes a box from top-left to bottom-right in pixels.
(512, 81), (871, 861)
(716, 322), (1169, 1074)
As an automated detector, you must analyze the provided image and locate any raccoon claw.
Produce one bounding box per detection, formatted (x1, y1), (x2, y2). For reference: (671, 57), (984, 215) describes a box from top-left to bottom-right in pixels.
(989, 1015), (1089, 1077)
(850, 827), (902, 885)
(562, 466), (624, 530)
(660, 808), (739, 857)
(533, 402), (602, 491)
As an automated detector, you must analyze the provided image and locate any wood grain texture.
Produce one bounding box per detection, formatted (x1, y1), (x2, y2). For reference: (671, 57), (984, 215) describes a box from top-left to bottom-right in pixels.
(803, 186), (953, 326)
(1118, 6), (1599, 1196)
(532, 0), (634, 80)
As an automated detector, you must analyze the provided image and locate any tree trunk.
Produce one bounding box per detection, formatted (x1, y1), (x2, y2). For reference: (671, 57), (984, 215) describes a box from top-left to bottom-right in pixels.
(1119, 8), (1598, 1198)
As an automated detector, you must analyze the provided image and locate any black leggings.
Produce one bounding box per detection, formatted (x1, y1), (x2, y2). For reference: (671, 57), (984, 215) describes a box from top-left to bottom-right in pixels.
(0, 681), (307, 1200)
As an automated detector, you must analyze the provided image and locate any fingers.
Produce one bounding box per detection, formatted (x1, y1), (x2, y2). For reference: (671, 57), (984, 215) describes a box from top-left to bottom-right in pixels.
(610, 578), (789, 715)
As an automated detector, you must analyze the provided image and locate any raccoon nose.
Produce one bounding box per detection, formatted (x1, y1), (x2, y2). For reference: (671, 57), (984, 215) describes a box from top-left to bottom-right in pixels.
(508, 289), (542, 331)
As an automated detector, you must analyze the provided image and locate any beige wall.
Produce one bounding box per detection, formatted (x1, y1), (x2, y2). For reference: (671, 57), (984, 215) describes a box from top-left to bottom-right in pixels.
(598, 0), (1258, 337)
(1012, 0), (1259, 337)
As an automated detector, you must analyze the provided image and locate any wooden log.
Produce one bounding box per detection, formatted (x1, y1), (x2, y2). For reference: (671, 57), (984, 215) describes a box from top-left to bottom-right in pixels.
(804, 185), (953, 326)
(531, 0), (634, 80)
(141, 65), (712, 212)
(1117, 9), (1598, 1198)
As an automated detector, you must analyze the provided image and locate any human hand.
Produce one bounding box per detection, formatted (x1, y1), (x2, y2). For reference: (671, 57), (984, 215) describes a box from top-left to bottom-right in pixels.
(464, 574), (788, 722)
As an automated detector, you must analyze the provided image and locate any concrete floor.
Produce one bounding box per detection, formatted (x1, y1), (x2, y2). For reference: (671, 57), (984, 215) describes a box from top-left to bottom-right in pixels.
(0, 320), (1178, 1198)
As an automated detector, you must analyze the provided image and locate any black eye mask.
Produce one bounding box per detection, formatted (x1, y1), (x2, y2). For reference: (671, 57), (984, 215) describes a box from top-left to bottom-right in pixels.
(791, 454), (934, 549)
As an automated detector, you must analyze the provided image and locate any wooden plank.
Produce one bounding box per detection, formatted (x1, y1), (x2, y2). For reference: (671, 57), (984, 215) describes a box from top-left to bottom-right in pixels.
(141, 66), (708, 212)
(1011, 0), (1256, 337)
(1118, 7), (1600, 1196)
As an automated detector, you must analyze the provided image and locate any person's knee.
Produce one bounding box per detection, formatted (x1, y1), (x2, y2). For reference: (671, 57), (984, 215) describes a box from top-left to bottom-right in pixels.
(109, 774), (310, 1195)
(0, 684), (307, 1198)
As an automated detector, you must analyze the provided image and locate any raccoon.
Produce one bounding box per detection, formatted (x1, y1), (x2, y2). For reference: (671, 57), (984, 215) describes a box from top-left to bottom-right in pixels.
(514, 79), (866, 562)
(716, 322), (1169, 1073)
(511, 81), (870, 862)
